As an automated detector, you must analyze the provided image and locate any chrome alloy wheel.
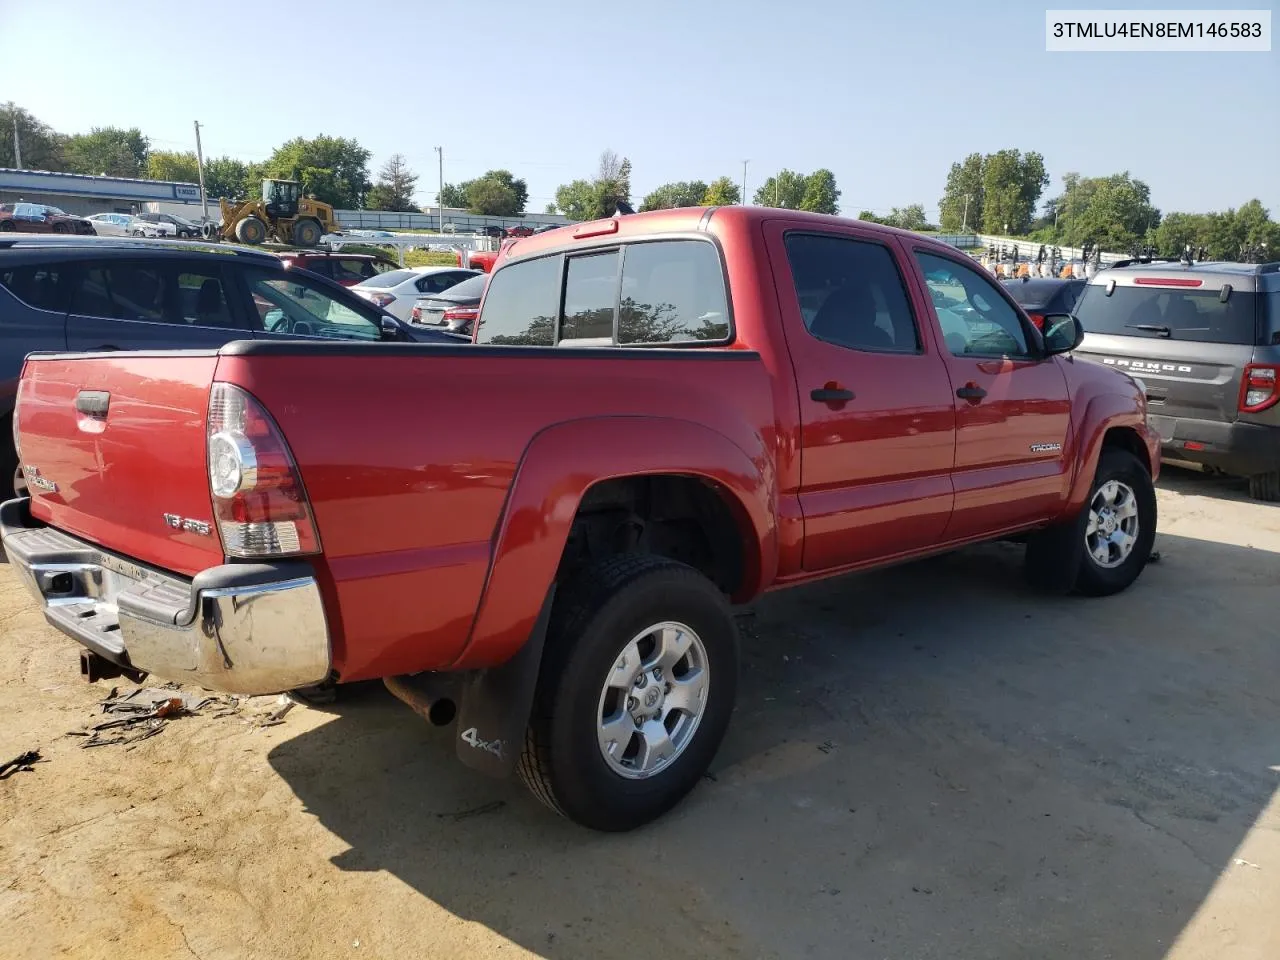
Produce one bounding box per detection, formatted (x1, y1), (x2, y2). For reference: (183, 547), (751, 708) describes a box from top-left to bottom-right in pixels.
(1086, 479), (1140, 569)
(596, 621), (710, 779)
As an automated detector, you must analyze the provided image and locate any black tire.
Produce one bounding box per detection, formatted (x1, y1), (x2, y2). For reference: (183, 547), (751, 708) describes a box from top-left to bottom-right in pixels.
(292, 218), (322, 247)
(1026, 447), (1156, 597)
(52, 223), (69, 234)
(235, 216), (267, 245)
(518, 554), (738, 831)
(0, 221), (15, 231)
(1248, 470), (1280, 503)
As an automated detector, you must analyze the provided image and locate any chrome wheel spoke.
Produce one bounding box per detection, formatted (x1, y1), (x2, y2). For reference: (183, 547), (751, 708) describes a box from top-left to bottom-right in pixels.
(606, 640), (643, 690)
(598, 711), (637, 761)
(1116, 495), (1138, 520)
(664, 668), (707, 716)
(653, 625), (693, 672)
(633, 719), (676, 774)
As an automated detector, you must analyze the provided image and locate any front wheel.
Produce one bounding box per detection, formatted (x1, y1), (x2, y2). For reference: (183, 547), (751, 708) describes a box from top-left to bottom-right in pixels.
(235, 216), (267, 245)
(292, 217), (322, 247)
(518, 554), (738, 831)
(1026, 447), (1156, 596)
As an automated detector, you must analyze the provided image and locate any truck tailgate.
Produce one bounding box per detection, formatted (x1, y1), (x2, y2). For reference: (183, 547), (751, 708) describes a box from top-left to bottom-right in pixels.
(16, 353), (223, 577)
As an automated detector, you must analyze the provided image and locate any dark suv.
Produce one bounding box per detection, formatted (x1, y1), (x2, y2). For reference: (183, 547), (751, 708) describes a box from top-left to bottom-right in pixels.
(1073, 258), (1280, 500)
(275, 251), (399, 286)
(0, 235), (465, 497)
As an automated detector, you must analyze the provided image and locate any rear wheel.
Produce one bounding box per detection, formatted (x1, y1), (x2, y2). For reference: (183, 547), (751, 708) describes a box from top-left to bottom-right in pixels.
(235, 216), (267, 245)
(292, 218), (322, 247)
(0, 221), (15, 231)
(52, 223), (69, 234)
(1248, 470), (1280, 503)
(518, 554), (738, 831)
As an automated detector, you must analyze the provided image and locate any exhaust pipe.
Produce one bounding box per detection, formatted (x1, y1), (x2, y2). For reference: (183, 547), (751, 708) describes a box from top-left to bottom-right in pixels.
(384, 674), (457, 726)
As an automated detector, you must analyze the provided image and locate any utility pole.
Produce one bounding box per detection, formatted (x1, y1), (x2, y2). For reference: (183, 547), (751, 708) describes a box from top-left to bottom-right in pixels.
(11, 106), (22, 169)
(961, 193), (970, 232)
(741, 160), (749, 205)
(193, 120), (209, 221)
(435, 146), (444, 233)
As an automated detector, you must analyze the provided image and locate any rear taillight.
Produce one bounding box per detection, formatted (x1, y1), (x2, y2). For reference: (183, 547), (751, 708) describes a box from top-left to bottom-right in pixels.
(1240, 364), (1279, 413)
(1027, 312), (1045, 331)
(443, 307), (478, 322)
(362, 292), (395, 308)
(410, 304), (422, 322)
(11, 379), (22, 466)
(207, 383), (320, 558)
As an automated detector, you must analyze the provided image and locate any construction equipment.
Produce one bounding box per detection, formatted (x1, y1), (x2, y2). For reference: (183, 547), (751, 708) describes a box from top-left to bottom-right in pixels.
(216, 179), (338, 248)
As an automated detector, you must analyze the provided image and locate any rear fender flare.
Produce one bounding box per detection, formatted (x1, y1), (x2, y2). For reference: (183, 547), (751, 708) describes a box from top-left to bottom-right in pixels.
(1065, 393), (1154, 514)
(451, 415), (776, 672)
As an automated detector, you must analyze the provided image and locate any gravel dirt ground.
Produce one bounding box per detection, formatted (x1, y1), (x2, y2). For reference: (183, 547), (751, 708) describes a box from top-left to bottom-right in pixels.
(1, 465), (1277, 960)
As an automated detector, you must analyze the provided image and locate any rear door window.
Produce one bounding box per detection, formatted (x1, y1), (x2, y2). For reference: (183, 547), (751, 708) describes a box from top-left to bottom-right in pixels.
(1075, 284), (1260, 345)
(618, 240), (729, 343)
(0, 263), (72, 313)
(475, 255), (559, 345)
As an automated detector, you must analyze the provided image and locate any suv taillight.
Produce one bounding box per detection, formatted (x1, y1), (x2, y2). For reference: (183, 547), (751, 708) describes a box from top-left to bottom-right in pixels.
(1240, 364), (1279, 413)
(1026, 312), (1046, 331)
(207, 383), (320, 557)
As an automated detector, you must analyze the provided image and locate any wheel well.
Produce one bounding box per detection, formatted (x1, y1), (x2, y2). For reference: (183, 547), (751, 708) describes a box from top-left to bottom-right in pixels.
(1103, 426), (1150, 475)
(556, 474), (748, 597)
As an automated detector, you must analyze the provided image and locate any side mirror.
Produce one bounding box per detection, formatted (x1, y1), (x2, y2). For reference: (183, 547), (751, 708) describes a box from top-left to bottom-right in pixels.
(379, 315), (401, 339)
(1042, 313), (1084, 355)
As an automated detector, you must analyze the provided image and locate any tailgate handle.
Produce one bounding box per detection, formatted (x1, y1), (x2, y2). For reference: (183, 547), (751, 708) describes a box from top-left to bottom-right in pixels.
(75, 390), (111, 418)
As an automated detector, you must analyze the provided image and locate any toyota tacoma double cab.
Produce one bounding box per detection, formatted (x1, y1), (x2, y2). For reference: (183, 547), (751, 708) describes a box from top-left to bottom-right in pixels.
(2, 207), (1158, 831)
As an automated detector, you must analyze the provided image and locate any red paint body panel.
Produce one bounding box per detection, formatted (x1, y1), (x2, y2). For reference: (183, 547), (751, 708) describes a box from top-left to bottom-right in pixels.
(19, 354), (223, 576)
(13, 206), (1156, 684)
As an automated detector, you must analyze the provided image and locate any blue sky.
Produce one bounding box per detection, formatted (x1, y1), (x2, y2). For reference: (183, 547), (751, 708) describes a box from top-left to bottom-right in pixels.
(0, 0), (1276, 217)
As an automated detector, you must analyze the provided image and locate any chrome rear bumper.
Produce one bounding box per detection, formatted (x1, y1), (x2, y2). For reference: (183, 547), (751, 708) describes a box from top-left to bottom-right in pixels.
(1, 498), (331, 695)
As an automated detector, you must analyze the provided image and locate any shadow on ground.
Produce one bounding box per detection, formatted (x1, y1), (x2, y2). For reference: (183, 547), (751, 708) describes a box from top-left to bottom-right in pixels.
(1157, 461), (1274, 507)
(270, 531), (1279, 959)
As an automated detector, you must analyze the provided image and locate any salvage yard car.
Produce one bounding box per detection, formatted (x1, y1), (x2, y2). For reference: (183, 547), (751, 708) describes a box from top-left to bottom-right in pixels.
(1072, 257), (1279, 500)
(2, 207), (1159, 832)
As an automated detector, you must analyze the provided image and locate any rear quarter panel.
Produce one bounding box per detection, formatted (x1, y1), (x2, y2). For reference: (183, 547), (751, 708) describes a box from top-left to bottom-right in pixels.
(213, 346), (776, 680)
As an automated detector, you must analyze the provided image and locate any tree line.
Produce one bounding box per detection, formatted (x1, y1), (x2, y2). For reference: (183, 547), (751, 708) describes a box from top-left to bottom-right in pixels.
(934, 148), (1278, 260)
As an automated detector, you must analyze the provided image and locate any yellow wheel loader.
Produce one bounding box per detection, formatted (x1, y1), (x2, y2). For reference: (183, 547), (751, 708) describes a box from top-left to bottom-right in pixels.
(216, 179), (338, 247)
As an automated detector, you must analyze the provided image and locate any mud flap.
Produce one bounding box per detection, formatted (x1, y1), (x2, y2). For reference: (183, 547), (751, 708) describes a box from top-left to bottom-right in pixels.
(453, 586), (555, 778)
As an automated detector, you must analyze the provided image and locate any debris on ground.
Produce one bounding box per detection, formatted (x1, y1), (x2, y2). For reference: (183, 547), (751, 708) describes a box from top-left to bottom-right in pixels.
(0, 749), (43, 779)
(64, 685), (300, 747)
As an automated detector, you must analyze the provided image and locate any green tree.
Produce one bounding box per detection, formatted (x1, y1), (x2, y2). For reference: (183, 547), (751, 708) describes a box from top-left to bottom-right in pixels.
(980, 149), (1048, 235)
(62, 126), (149, 177)
(640, 180), (708, 211)
(459, 170), (528, 216)
(438, 183), (467, 208)
(754, 169), (807, 208)
(366, 153), (418, 212)
(551, 150), (633, 221)
(888, 204), (929, 230)
(857, 210), (890, 225)
(1154, 201), (1280, 260)
(554, 179), (600, 221)
(146, 150), (200, 183)
(702, 176), (741, 206)
(0, 102), (65, 170)
(938, 153), (985, 231)
(203, 156), (251, 200)
(262, 135), (371, 209)
(1051, 171), (1159, 249)
(800, 169), (841, 214)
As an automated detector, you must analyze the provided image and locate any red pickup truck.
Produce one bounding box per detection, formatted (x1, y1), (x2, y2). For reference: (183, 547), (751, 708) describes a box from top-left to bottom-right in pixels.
(2, 206), (1158, 831)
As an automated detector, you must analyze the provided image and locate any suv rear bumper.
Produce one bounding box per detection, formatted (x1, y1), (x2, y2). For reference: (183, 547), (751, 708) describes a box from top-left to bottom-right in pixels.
(1148, 414), (1280, 477)
(1, 498), (332, 695)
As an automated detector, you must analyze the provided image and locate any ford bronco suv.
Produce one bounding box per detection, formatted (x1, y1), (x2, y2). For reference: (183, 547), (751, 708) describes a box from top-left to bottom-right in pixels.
(3, 207), (1158, 830)
(1073, 258), (1280, 500)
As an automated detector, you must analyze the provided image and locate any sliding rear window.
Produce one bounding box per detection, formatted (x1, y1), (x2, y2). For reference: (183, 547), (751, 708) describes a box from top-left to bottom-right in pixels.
(1075, 283), (1260, 345)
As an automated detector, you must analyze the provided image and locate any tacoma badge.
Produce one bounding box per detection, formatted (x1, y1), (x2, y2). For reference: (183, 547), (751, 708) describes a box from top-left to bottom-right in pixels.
(162, 513), (212, 536)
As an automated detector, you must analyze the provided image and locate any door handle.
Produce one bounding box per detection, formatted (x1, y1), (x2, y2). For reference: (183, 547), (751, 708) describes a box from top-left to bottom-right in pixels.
(811, 386), (855, 403)
(956, 383), (987, 401)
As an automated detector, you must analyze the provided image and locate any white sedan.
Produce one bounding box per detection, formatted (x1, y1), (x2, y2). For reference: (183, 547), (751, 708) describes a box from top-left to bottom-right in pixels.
(85, 213), (177, 238)
(350, 266), (481, 321)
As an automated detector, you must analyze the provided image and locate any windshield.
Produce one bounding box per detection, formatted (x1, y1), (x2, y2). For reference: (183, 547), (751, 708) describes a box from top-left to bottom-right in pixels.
(170, 214), (196, 227)
(359, 269), (417, 288)
(1075, 284), (1259, 345)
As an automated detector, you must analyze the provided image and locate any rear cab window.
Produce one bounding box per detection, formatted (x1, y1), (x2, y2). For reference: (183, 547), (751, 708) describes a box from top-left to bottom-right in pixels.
(476, 239), (730, 346)
(0, 263), (72, 313)
(1075, 278), (1261, 345)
